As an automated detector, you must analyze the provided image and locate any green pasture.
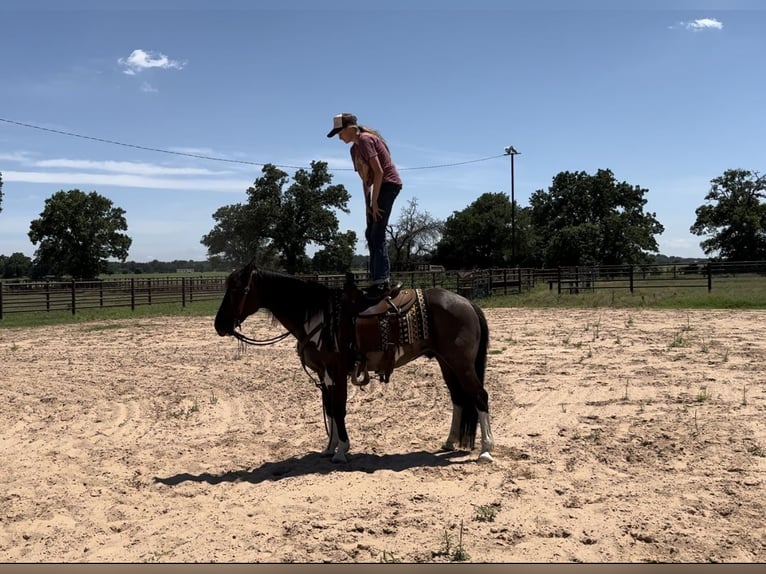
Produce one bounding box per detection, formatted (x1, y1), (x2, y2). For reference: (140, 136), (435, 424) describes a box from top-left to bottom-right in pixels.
(482, 274), (766, 310)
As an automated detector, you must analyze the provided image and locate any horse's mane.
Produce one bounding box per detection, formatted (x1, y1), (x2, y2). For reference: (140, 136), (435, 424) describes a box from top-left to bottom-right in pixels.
(254, 268), (334, 326)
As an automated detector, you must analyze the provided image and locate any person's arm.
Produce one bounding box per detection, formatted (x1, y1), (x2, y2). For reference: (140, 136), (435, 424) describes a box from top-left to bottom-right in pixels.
(367, 154), (385, 221)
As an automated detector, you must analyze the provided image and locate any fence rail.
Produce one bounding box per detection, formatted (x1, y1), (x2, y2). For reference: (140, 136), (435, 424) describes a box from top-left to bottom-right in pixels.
(2, 261), (765, 319)
(0, 277), (225, 319)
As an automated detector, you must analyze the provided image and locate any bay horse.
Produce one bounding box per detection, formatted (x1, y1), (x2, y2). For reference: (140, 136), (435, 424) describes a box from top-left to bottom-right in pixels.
(214, 262), (495, 463)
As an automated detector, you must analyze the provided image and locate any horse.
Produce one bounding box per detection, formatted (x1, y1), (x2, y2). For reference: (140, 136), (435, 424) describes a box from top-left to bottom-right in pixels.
(213, 261), (495, 464)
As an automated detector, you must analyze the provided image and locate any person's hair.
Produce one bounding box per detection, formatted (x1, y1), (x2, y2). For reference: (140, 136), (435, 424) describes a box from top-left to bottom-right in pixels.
(357, 125), (390, 151)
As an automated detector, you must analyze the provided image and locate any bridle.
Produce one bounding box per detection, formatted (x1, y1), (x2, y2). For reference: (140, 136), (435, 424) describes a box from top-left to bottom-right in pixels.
(230, 269), (292, 346)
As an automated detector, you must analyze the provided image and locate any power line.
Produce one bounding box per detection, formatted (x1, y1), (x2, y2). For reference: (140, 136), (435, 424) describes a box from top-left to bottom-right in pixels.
(0, 116), (504, 172)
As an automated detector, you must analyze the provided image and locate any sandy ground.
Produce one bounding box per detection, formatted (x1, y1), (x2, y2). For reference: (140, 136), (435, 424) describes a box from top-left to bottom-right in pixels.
(1, 307), (766, 563)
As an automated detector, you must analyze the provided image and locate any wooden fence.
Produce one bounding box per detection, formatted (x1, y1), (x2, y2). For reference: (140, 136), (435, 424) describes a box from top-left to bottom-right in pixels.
(1, 262), (763, 319)
(0, 277), (225, 319)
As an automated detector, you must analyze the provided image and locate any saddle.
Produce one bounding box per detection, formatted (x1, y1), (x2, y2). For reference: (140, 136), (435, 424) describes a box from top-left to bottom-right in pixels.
(341, 275), (428, 387)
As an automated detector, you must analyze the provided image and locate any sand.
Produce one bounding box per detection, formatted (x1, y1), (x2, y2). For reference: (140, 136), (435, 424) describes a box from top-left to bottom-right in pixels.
(1, 307), (765, 563)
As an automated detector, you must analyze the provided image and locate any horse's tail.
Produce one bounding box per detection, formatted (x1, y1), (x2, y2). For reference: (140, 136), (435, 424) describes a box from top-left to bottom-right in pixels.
(472, 302), (489, 386)
(456, 302), (490, 450)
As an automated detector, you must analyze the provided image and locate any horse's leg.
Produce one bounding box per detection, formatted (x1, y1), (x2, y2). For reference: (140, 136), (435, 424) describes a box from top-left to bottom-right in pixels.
(435, 360), (467, 452)
(476, 387), (495, 463)
(319, 374), (340, 457)
(329, 371), (351, 463)
(318, 366), (351, 463)
(437, 359), (495, 462)
(443, 403), (463, 451)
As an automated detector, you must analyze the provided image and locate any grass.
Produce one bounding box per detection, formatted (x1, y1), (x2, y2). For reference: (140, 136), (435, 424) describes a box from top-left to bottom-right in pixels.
(0, 299), (220, 329)
(481, 277), (766, 310)
(474, 502), (500, 523)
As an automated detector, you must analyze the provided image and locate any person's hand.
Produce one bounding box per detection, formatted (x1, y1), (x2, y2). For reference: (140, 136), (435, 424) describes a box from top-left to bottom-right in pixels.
(371, 203), (384, 221)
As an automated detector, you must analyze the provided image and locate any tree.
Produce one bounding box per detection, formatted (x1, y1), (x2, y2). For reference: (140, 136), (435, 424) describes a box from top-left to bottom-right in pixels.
(202, 162), (351, 274)
(28, 189), (132, 280)
(690, 169), (766, 261)
(311, 230), (357, 273)
(433, 192), (515, 269)
(386, 198), (443, 271)
(529, 169), (663, 266)
(0, 252), (33, 279)
(202, 203), (279, 269)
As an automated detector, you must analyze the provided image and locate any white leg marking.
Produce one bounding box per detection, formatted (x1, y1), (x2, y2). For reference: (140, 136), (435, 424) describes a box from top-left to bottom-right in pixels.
(332, 439), (350, 463)
(442, 404), (462, 451)
(478, 411), (495, 463)
(321, 418), (339, 457)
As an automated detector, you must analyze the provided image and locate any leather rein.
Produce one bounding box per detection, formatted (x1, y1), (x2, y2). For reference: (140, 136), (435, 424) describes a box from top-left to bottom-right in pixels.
(230, 269), (323, 356)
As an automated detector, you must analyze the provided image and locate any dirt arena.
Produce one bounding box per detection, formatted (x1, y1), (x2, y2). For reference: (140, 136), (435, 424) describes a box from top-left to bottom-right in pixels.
(1, 307), (765, 563)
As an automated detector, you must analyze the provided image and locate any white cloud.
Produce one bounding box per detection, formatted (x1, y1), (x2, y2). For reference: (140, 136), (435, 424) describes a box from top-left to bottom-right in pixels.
(0, 151), (33, 162)
(675, 18), (724, 31)
(118, 49), (186, 75)
(33, 159), (228, 176)
(140, 81), (158, 93)
(4, 170), (248, 192)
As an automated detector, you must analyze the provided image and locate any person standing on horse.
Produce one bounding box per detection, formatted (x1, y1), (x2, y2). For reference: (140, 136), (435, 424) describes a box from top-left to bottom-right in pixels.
(327, 113), (402, 298)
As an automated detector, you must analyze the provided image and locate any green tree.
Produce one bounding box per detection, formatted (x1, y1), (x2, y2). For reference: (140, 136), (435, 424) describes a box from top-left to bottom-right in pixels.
(433, 192), (515, 269)
(311, 230), (357, 273)
(0, 252), (33, 278)
(28, 189), (132, 279)
(529, 169), (663, 266)
(202, 203), (279, 269)
(387, 198), (444, 271)
(202, 162), (351, 274)
(690, 169), (766, 261)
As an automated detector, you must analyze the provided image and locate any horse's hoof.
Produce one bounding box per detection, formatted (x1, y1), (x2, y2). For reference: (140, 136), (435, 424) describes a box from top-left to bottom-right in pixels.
(441, 441), (456, 451)
(478, 452), (494, 463)
(332, 452), (348, 463)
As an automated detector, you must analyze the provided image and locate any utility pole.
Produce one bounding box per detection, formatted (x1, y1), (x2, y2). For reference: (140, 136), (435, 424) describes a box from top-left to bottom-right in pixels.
(504, 146), (520, 266)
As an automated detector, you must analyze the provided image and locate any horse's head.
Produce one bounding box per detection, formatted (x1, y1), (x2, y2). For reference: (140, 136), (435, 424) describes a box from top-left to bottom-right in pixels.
(214, 260), (262, 336)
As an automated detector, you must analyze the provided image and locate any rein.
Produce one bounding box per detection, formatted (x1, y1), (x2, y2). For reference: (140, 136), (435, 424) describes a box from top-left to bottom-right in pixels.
(231, 329), (292, 346)
(232, 269), (293, 346)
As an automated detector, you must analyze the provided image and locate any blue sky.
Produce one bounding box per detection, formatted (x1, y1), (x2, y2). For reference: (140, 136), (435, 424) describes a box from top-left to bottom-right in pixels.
(1, 0), (763, 262)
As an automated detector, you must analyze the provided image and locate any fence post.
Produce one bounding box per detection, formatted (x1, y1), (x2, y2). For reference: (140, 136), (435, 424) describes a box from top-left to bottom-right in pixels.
(71, 280), (76, 315)
(629, 266), (634, 293)
(99, 281), (104, 308)
(182, 277), (187, 308)
(130, 278), (136, 311)
(707, 263), (712, 292)
(0, 282), (3, 320)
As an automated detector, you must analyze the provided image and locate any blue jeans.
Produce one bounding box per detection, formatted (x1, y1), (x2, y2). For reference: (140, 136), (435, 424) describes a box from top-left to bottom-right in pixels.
(366, 182), (401, 284)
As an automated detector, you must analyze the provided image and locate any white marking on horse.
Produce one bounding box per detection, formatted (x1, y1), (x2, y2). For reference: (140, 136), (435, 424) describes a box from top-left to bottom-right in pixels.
(478, 411), (494, 463)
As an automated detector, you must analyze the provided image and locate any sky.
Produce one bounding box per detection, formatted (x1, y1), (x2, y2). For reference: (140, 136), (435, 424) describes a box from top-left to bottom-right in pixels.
(1, 0), (764, 263)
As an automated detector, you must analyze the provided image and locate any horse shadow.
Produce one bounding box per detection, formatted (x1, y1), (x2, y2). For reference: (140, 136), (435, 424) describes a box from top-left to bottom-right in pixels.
(153, 449), (472, 487)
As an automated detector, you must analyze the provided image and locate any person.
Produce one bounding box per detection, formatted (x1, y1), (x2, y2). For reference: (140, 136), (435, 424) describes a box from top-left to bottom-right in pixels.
(327, 113), (402, 297)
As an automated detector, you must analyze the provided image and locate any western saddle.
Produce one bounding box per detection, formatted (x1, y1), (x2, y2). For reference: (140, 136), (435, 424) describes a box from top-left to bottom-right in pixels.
(342, 274), (423, 386)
